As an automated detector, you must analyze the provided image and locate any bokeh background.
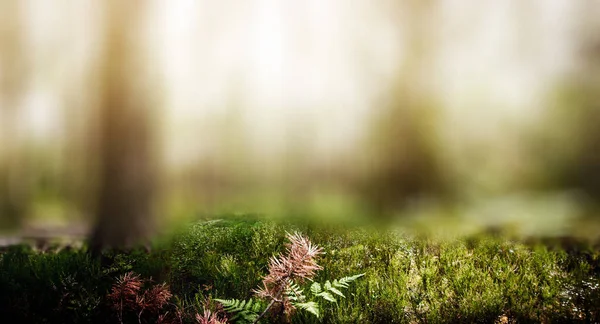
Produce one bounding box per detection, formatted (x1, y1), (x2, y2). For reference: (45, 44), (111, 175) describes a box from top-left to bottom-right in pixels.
(1, 0), (600, 244)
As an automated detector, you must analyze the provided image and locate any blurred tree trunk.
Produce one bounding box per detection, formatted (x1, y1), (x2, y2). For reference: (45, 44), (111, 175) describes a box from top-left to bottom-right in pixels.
(362, 0), (447, 214)
(559, 4), (600, 200)
(89, 1), (157, 253)
(532, 3), (600, 201)
(0, 2), (30, 230)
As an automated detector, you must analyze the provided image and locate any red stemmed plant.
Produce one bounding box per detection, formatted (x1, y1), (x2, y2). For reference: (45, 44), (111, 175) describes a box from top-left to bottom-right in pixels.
(107, 271), (173, 324)
(252, 232), (324, 322)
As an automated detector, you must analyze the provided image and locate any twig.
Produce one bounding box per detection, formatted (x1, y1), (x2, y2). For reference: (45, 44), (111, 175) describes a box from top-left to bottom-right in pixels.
(252, 278), (289, 324)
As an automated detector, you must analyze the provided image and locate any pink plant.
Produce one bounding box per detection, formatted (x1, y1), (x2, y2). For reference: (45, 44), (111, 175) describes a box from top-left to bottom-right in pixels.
(107, 271), (173, 324)
(253, 232), (323, 321)
(195, 309), (228, 324)
(108, 272), (144, 322)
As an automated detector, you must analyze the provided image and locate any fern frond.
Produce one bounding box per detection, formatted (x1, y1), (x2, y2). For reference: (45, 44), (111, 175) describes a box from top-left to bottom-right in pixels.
(328, 287), (345, 298)
(310, 282), (321, 295)
(334, 273), (365, 288)
(294, 301), (320, 318)
(309, 273), (365, 303)
(316, 291), (336, 303)
(214, 298), (262, 323)
(286, 282), (306, 302)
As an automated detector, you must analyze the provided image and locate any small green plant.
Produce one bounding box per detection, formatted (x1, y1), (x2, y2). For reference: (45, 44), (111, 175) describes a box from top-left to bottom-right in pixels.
(278, 274), (365, 318)
(304, 274), (365, 313)
(213, 298), (263, 323)
(215, 232), (364, 323)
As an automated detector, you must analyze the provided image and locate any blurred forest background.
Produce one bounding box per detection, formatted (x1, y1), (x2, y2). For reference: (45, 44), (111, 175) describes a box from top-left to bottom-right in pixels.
(1, 1), (600, 246)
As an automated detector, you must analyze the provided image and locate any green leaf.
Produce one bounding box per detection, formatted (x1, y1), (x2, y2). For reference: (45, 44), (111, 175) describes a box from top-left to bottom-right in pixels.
(317, 291), (336, 303)
(310, 282), (322, 295)
(252, 300), (263, 313)
(286, 282), (306, 302)
(335, 273), (365, 288)
(215, 298), (262, 323)
(329, 287), (345, 298)
(324, 280), (332, 290)
(295, 301), (320, 318)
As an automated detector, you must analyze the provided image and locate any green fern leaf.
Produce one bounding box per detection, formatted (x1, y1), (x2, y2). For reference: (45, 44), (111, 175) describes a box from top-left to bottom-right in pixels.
(335, 273), (365, 288)
(215, 298), (241, 311)
(317, 291), (336, 303)
(295, 301), (320, 318)
(252, 301), (262, 313)
(286, 282), (306, 302)
(328, 287), (345, 298)
(310, 282), (322, 295)
(215, 298), (261, 323)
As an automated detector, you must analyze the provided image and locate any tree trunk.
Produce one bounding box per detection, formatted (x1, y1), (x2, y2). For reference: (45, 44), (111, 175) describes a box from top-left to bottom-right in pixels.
(0, 1), (30, 230)
(89, 1), (157, 254)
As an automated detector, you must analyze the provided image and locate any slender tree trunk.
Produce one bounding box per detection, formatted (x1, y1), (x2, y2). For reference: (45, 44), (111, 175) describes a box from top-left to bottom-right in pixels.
(89, 1), (157, 254)
(362, 0), (445, 213)
(0, 1), (30, 229)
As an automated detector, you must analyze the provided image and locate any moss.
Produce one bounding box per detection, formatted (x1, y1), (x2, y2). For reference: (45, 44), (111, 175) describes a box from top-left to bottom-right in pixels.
(0, 218), (598, 323)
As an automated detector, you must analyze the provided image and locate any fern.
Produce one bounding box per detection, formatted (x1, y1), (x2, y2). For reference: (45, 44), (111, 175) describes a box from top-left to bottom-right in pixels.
(309, 273), (365, 304)
(275, 273), (366, 319)
(214, 298), (263, 323)
(334, 273), (365, 288)
(285, 282), (306, 302)
(215, 234), (364, 323)
(294, 301), (320, 318)
(310, 282), (321, 295)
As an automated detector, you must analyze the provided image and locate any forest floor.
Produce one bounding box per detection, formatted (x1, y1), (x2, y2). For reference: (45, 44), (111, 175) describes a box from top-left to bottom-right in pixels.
(0, 216), (599, 323)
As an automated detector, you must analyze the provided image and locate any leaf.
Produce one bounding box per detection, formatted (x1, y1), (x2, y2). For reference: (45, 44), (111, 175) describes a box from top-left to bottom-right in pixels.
(215, 298), (261, 323)
(317, 291), (336, 303)
(252, 300), (263, 313)
(324, 280), (332, 290)
(328, 287), (345, 298)
(286, 282), (306, 302)
(310, 282), (322, 295)
(295, 301), (320, 318)
(335, 273), (365, 288)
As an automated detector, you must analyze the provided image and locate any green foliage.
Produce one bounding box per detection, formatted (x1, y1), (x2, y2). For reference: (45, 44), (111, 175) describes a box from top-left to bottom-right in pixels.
(286, 282), (306, 302)
(213, 230), (364, 323)
(0, 218), (599, 323)
(294, 301), (320, 318)
(334, 273), (365, 288)
(214, 298), (263, 323)
(168, 219), (288, 297)
(0, 247), (108, 323)
(310, 274), (365, 304)
(287, 274), (365, 319)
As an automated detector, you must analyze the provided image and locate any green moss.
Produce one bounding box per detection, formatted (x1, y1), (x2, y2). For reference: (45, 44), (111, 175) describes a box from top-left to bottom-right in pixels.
(0, 218), (598, 323)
